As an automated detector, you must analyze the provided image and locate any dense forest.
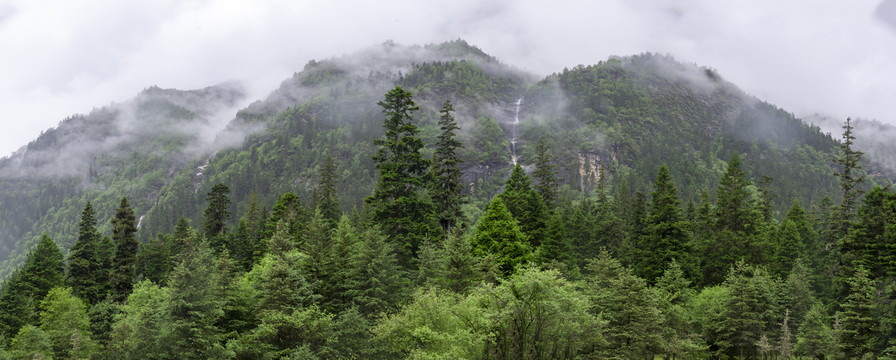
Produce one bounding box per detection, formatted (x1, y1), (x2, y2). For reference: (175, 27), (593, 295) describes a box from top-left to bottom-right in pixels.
(0, 40), (895, 358)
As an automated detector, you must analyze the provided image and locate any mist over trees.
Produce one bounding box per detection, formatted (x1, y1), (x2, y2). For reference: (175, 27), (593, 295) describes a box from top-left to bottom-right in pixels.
(0, 40), (894, 358)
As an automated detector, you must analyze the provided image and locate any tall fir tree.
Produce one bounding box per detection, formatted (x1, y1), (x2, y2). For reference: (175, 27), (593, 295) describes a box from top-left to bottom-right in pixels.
(715, 153), (754, 234)
(68, 202), (106, 305)
(637, 165), (693, 283)
(0, 234), (65, 343)
(203, 183), (231, 241)
(265, 192), (307, 247)
(315, 155), (341, 229)
(471, 197), (532, 275)
(430, 99), (466, 234)
(833, 117), (865, 235)
(835, 266), (876, 358)
(110, 197), (139, 302)
(499, 164), (548, 248)
(366, 86), (438, 266)
(164, 230), (226, 359)
(532, 136), (559, 210)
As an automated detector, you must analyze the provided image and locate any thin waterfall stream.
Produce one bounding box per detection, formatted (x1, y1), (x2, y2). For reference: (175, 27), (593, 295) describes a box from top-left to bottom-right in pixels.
(510, 97), (523, 165)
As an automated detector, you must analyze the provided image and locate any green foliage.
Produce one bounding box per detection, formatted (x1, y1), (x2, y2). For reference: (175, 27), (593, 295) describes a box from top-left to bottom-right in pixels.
(795, 302), (833, 358)
(532, 137), (559, 208)
(110, 197), (138, 302)
(204, 182), (232, 245)
(833, 117), (866, 232)
(314, 155), (341, 228)
(716, 261), (780, 359)
(636, 165), (693, 283)
(430, 100), (467, 233)
(68, 202), (107, 305)
(0, 234), (65, 344)
(835, 266), (876, 358)
(38, 287), (97, 359)
(7, 325), (53, 360)
(584, 251), (663, 359)
(108, 280), (170, 359)
(470, 197), (532, 275)
(499, 164), (548, 248)
(367, 86), (439, 265)
(164, 231), (226, 359)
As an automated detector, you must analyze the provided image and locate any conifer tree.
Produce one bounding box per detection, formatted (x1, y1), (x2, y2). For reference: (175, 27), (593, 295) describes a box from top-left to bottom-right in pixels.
(532, 136), (559, 209)
(0, 234), (65, 343)
(585, 250), (664, 359)
(110, 197), (138, 302)
(366, 86), (438, 265)
(204, 183), (231, 244)
(637, 165), (693, 283)
(347, 227), (408, 315)
(794, 302), (832, 358)
(430, 100), (466, 233)
(439, 227), (478, 294)
(499, 164), (548, 248)
(471, 197), (532, 275)
(68, 202), (105, 305)
(833, 117), (865, 234)
(164, 230), (226, 359)
(265, 192), (307, 246)
(315, 155), (341, 228)
(20, 234), (66, 304)
(835, 266), (876, 358)
(716, 153), (753, 233)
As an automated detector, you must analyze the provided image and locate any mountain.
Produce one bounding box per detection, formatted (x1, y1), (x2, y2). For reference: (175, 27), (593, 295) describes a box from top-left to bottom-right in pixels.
(0, 39), (882, 278)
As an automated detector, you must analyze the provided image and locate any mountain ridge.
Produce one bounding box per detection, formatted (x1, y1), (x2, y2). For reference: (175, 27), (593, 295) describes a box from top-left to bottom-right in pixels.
(0, 39), (886, 278)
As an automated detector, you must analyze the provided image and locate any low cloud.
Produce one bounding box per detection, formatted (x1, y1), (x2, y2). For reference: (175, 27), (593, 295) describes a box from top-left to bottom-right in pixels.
(1, 0), (895, 157)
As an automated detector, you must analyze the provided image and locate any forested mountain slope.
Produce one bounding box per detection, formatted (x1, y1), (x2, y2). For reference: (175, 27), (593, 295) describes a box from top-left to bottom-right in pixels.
(0, 83), (245, 275)
(0, 40), (882, 276)
(1, 39), (895, 359)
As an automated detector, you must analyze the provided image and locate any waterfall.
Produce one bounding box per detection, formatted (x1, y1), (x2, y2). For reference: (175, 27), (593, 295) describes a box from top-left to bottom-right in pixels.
(510, 97), (523, 165)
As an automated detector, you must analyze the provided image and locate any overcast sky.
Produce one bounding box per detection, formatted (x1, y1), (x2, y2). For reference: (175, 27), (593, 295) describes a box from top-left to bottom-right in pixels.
(1, 0), (895, 157)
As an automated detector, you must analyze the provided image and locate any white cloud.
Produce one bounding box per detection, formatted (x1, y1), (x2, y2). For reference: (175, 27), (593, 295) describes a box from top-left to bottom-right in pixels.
(1, 0), (895, 157)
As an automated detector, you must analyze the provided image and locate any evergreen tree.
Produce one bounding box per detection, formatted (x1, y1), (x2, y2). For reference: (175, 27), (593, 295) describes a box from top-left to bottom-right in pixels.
(470, 197), (533, 275)
(718, 261), (779, 359)
(0, 234), (65, 343)
(833, 117), (865, 234)
(265, 192), (307, 246)
(532, 136), (559, 209)
(537, 211), (574, 268)
(430, 100), (467, 233)
(438, 227), (478, 294)
(366, 86), (438, 265)
(835, 266), (876, 358)
(794, 302), (833, 358)
(585, 250), (664, 359)
(110, 197), (139, 302)
(203, 182), (231, 240)
(772, 218), (804, 277)
(164, 231), (226, 359)
(19, 234), (66, 305)
(499, 164), (548, 248)
(68, 202), (105, 305)
(347, 227), (408, 315)
(315, 155), (341, 228)
(637, 165), (693, 283)
(716, 153), (753, 233)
